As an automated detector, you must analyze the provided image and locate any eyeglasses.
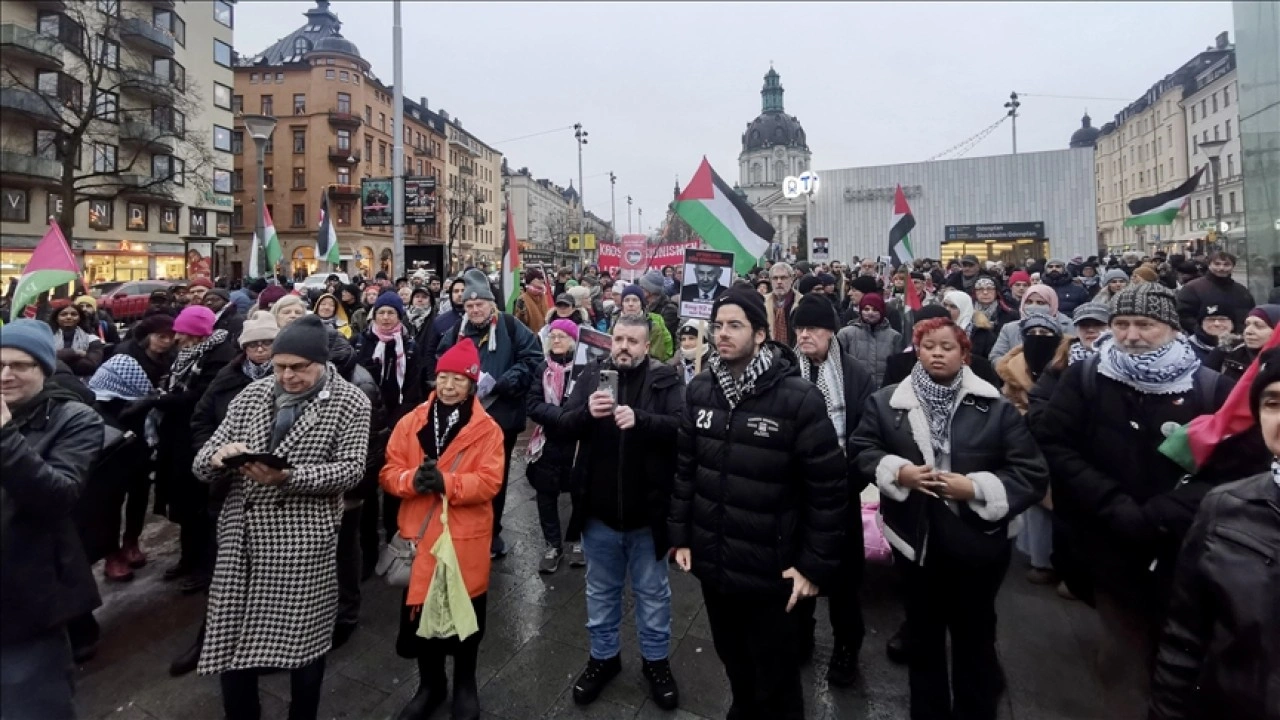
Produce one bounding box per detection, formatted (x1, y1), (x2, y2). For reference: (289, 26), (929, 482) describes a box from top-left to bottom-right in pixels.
(243, 340), (273, 351)
(272, 360), (315, 375)
(0, 360), (41, 374)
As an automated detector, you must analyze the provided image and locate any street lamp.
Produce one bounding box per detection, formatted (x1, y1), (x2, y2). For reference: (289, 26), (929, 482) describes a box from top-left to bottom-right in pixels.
(574, 123), (588, 269)
(1004, 92), (1020, 155)
(609, 172), (617, 244)
(627, 195), (633, 233)
(242, 114), (278, 280)
(1199, 139), (1228, 253)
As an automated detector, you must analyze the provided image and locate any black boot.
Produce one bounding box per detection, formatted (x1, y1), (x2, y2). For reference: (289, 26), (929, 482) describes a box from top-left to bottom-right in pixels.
(451, 641), (481, 720)
(826, 643), (859, 688)
(885, 621), (909, 665)
(169, 622), (205, 677)
(397, 652), (447, 720)
(572, 655), (621, 706)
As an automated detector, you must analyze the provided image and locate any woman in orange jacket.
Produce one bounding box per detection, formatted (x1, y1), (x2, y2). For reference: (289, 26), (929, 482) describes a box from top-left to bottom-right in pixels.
(380, 339), (504, 720)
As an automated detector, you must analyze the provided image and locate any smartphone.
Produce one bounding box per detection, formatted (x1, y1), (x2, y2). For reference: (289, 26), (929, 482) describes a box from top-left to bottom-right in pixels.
(223, 452), (293, 470)
(598, 369), (618, 402)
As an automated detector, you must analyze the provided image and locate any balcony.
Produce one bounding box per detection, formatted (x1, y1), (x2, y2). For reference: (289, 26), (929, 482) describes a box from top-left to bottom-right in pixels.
(117, 68), (174, 98)
(0, 24), (63, 69)
(32, 0), (66, 10)
(329, 183), (359, 198)
(118, 174), (174, 199)
(327, 111), (361, 128)
(119, 17), (174, 56)
(328, 146), (361, 164)
(0, 151), (63, 187)
(0, 87), (61, 127)
(119, 118), (174, 152)
(413, 144), (433, 158)
(147, 0), (176, 8)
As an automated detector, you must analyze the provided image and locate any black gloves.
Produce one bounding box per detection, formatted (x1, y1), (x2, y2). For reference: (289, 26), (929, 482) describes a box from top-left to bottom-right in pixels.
(413, 457), (445, 495)
(491, 377), (513, 398)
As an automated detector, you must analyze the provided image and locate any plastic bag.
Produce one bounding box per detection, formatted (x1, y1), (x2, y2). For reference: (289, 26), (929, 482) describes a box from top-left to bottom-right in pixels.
(862, 502), (893, 566)
(417, 497), (479, 641)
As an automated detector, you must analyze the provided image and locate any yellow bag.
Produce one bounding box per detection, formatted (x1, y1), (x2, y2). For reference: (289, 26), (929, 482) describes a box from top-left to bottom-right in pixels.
(416, 496), (479, 641)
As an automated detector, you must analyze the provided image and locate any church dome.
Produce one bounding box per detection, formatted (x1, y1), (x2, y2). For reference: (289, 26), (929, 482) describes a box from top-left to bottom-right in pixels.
(311, 34), (361, 58)
(741, 67), (809, 153)
(1069, 113), (1101, 149)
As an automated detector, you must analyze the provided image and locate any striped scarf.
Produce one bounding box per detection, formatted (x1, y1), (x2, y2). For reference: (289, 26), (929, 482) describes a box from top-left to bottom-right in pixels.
(708, 345), (774, 409)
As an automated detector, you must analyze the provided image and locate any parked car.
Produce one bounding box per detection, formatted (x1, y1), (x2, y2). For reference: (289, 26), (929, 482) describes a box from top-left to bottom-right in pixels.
(301, 272), (350, 292)
(92, 279), (174, 323)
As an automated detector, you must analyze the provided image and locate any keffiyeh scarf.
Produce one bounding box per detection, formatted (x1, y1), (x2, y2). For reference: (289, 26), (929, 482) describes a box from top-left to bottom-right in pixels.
(405, 305), (432, 332)
(1096, 335), (1200, 395)
(526, 355), (573, 463)
(910, 362), (963, 456)
(1272, 459), (1280, 489)
(796, 346), (846, 446)
(88, 355), (160, 445)
(168, 330), (230, 391)
(1067, 339), (1097, 366)
(708, 345), (774, 409)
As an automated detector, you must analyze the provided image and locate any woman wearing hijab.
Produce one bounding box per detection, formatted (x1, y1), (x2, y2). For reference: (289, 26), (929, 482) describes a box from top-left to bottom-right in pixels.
(1096, 269), (1130, 306)
(525, 318), (587, 573)
(313, 293), (353, 339)
(671, 320), (711, 385)
(381, 340), (503, 720)
(942, 290), (998, 362)
(971, 278), (1018, 332)
(1208, 305), (1280, 381)
(48, 304), (105, 377)
(849, 317), (1048, 720)
(194, 315), (370, 720)
(988, 284), (1074, 363)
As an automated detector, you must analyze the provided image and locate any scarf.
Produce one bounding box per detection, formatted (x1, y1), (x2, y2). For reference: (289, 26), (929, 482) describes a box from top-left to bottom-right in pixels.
(1096, 335), (1200, 395)
(910, 362), (964, 456)
(418, 397), (472, 461)
(974, 301), (1001, 324)
(1272, 458), (1280, 489)
(59, 325), (98, 353)
(405, 305), (432, 331)
(242, 356), (272, 381)
(708, 344), (774, 409)
(90, 354), (161, 445)
(167, 330), (230, 391)
(461, 311), (500, 352)
(370, 324), (407, 401)
(269, 369), (329, 451)
(796, 345), (846, 446)
(1067, 338), (1097, 366)
(770, 294), (790, 343)
(526, 354), (574, 462)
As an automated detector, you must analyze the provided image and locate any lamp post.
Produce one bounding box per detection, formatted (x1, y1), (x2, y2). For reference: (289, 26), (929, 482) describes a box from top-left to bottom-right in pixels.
(1199, 139), (1228, 254)
(627, 195), (633, 233)
(574, 123), (588, 270)
(1004, 92), (1020, 155)
(638, 207), (643, 234)
(242, 114), (277, 280)
(609, 171), (617, 245)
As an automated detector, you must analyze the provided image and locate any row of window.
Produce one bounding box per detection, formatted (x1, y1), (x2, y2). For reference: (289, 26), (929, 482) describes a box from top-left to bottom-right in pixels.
(0, 188), (230, 238)
(96, 0), (232, 29)
(1191, 121), (1234, 152)
(1193, 192), (1239, 220)
(1188, 85), (1231, 124)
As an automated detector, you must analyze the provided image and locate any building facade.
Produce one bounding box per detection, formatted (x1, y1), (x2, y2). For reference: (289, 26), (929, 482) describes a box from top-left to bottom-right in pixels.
(1181, 46), (1245, 253)
(231, 0), (448, 281)
(810, 149), (1097, 265)
(737, 67), (811, 255)
(1094, 35), (1233, 254)
(0, 0), (235, 288)
(1233, 1), (1280, 300)
(441, 112), (501, 271)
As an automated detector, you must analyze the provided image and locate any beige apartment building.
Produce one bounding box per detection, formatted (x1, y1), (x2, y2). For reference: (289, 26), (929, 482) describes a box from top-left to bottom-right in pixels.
(441, 114), (503, 272)
(1095, 36), (1234, 254)
(0, 0), (235, 288)
(230, 1), (448, 280)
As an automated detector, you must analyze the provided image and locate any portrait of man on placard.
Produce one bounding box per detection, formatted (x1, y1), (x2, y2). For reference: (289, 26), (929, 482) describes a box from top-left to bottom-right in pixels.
(680, 262), (729, 303)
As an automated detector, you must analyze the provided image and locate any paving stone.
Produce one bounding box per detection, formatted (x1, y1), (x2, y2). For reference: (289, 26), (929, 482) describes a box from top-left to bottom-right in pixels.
(480, 634), (584, 718)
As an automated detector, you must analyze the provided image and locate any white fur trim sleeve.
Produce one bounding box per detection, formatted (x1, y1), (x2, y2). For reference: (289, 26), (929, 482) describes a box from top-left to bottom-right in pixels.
(967, 471), (1010, 521)
(875, 455), (913, 502)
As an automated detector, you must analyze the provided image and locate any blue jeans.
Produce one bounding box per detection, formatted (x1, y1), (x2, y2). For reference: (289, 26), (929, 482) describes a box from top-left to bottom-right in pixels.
(582, 518), (671, 662)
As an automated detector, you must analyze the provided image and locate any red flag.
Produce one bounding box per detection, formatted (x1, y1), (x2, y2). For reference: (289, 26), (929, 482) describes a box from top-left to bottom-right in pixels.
(1184, 328), (1280, 466)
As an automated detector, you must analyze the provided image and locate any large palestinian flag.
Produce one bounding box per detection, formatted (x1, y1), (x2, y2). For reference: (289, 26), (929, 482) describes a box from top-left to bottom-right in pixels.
(889, 185), (916, 267)
(1124, 167), (1204, 227)
(500, 203), (520, 313)
(11, 220), (79, 317)
(674, 157), (774, 276)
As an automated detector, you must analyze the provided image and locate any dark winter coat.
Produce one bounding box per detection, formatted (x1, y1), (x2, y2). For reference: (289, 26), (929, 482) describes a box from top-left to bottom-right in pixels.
(418, 305), (463, 380)
(0, 387), (104, 645)
(354, 325), (423, 427)
(1176, 274), (1256, 334)
(436, 312), (543, 433)
(214, 306), (245, 341)
(546, 357), (683, 558)
(1044, 273), (1089, 317)
(1205, 342), (1257, 382)
(524, 359), (586, 494)
(849, 367), (1049, 566)
(1149, 474), (1280, 720)
(668, 344), (848, 593)
(1032, 356), (1233, 594)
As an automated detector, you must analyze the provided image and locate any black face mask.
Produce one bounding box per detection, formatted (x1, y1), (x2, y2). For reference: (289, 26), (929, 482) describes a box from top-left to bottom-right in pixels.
(1022, 335), (1060, 378)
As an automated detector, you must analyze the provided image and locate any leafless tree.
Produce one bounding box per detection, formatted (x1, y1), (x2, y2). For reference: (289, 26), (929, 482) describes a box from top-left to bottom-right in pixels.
(0, 0), (216, 230)
(542, 209), (574, 253)
(444, 173), (486, 271)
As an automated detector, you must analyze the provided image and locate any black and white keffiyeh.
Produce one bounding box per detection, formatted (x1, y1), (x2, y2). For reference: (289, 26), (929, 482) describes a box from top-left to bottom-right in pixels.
(1068, 339), (1097, 366)
(1272, 458), (1280, 489)
(708, 344), (774, 409)
(796, 345), (846, 445)
(168, 330), (230, 391)
(910, 362), (963, 456)
(1096, 334), (1200, 395)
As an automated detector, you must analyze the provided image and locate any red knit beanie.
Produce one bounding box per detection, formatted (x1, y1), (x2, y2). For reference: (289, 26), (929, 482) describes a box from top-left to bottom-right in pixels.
(437, 340), (481, 382)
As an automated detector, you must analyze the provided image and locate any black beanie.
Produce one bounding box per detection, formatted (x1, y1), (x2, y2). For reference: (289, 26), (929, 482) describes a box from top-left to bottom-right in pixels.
(272, 314), (331, 364)
(796, 275), (821, 295)
(1249, 348), (1280, 420)
(712, 287), (769, 332)
(790, 292), (839, 332)
(851, 275), (881, 295)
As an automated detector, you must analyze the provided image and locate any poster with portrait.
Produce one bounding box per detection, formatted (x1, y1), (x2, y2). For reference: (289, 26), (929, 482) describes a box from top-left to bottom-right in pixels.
(403, 176), (436, 225)
(361, 177), (393, 227)
(679, 248), (734, 320)
(574, 326), (612, 371)
(186, 241), (213, 281)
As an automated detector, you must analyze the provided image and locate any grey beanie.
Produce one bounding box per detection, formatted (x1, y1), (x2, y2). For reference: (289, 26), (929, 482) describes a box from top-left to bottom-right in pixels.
(1020, 313), (1062, 338)
(1072, 302), (1110, 326)
(1101, 269), (1129, 286)
(638, 270), (665, 295)
(461, 268), (494, 302)
(271, 314), (330, 364)
(1109, 283), (1179, 329)
(0, 319), (57, 375)
(1047, 258), (1066, 268)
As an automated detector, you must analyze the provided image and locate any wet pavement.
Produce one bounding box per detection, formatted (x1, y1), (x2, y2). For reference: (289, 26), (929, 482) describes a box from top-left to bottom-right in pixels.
(78, 456), (1113, 720)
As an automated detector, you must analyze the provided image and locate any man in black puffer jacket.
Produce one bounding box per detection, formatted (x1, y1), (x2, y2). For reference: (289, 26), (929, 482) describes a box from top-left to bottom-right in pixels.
(669, 289), (847, 720)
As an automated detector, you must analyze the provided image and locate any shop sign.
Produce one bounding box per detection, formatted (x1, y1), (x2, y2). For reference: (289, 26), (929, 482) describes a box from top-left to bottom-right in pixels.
(782, 171), (819, 199)
(160, 206), (179, 234)
(46, 191), (63, 221)
(404, 176), (436, 225)
(202, 192), (233, 209)
(844, 185), (922, 202)
(88, 199), (113, 230)
(1, 189), (28, 223)
(127, 202), (148, 231)
(944, 222), (1045, 242)
(361, 177), (393, 227)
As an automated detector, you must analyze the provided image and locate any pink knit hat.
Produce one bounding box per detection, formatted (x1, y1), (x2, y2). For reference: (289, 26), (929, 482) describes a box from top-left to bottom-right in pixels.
(548, 318), (580, 341)
(173, 305), (216, 337)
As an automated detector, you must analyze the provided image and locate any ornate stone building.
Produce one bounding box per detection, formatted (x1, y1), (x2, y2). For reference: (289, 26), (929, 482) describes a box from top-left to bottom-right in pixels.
(737, 67), (812, 254)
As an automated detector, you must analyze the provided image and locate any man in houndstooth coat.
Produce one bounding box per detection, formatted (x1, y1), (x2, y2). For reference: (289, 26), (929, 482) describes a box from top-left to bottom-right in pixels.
(193, 316), (370, 719)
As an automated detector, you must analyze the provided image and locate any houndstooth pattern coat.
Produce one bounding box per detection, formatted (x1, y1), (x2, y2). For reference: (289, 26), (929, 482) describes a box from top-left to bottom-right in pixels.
(192, 365), (370, 674)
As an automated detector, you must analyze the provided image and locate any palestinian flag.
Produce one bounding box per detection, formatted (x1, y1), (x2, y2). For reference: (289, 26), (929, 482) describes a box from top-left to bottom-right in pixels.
(674, 157), (774, 276)
(317, 189), (340, 264)
(263, 204), (282, 272)
(11, 219), (80, 318)
(500, 203), (520, 313)
(889, 185), (916, 268)
(1124, 167), (1204, 227)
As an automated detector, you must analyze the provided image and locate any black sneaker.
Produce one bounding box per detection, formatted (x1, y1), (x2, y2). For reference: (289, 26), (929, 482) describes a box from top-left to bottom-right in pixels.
(572, 654), (621, 706)
(826, 644), (858, 688)
(641, 657), (679, 710)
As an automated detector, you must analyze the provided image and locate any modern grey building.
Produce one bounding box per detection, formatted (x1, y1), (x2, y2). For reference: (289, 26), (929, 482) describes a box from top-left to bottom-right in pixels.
(809, 148), (1097, 265)
(1234, 1), (1280, 300)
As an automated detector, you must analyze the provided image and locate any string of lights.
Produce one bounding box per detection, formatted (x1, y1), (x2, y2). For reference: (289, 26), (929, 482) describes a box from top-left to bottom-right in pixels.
(926, 115), (1008, 161)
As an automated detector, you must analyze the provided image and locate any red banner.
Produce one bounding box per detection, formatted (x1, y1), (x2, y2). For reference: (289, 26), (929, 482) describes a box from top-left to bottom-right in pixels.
(598, 236), (699, 273)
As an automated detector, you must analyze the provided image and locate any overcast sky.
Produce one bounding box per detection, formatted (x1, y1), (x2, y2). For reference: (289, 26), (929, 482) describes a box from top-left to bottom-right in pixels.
(234, 1), (1234, 233)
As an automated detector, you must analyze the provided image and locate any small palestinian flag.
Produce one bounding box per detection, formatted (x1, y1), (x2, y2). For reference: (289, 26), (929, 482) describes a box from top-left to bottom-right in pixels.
(11, 219), (79, 317)
(317, 189), (340, 264)
(1124, 167), (1204, 227)
(889, 185), (915, 268)
(500, 202), (520, 313)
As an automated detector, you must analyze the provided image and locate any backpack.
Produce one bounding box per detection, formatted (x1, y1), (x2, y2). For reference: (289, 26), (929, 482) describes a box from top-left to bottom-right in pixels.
(1078, 353), (1217, 410)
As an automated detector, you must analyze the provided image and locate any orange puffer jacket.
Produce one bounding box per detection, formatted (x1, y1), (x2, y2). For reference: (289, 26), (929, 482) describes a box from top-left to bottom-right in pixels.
(380, 393), (504, 606)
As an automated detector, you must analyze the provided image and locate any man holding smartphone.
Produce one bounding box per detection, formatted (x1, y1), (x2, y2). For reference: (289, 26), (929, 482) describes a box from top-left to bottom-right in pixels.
(541, 314), (685, 711)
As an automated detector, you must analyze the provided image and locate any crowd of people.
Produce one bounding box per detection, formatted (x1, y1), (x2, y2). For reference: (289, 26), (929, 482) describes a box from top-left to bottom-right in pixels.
(0, 249), (1275, 720)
